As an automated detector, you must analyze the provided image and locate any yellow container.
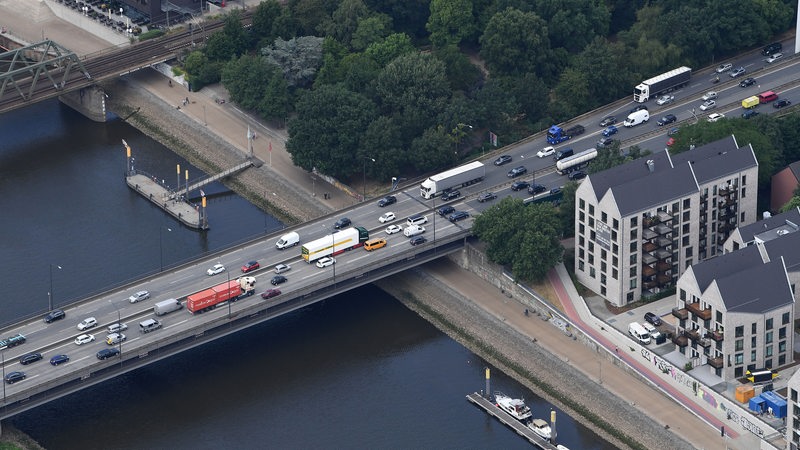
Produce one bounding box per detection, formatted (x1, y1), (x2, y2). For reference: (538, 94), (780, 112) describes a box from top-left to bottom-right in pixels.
(736, 385), (755, 403)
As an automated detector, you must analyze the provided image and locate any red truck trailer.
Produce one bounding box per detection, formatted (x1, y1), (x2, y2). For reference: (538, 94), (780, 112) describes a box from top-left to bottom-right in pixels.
(187, 276), (256, 314)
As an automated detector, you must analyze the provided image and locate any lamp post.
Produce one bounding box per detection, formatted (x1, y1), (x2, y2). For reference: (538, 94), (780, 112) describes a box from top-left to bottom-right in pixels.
(159, 227), (172, 271)
(1, 352), (5, 402)
(48, 264), (62, 312)
(362, 157), (375, 202)
(226, 270), (232, 320)
(109, 300), (122, 362)
(323, 224), (335, 286)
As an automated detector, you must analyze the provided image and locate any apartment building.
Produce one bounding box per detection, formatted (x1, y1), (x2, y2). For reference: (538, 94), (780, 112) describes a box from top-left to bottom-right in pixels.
(574, 135), (758, 306)
(788, 371), (800, 449)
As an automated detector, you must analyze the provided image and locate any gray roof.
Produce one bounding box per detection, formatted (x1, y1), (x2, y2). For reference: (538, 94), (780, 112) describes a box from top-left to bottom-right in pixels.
(737, 207), (800, 244)
(762, 230), (800, 273)
(716, 258), (793, 313)
(588, 135), (756, 217)
(690, 244), (764, 291)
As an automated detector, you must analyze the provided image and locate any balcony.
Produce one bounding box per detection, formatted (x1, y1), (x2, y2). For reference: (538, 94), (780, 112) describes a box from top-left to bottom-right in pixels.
(672, 333), (688, 347)
(686, 301), (712, 320)
(672, 307), (689, 320)
(706, 330), (724, 342)
(708, 357), (723, 369)
(699, 338), (712, 348)
(657, 210), (672, 223)
(687, 328), (701, 341)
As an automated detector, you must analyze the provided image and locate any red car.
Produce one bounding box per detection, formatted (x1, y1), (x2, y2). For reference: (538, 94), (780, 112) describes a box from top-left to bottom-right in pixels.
(666, 137), (675, 147)
(261, 289), (281, 299)
(241, 261), (260, 273)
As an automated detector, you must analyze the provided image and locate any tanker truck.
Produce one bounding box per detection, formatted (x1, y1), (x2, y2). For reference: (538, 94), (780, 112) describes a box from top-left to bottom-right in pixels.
(186, 276), (257, 314)
(556, 148), (598, 175)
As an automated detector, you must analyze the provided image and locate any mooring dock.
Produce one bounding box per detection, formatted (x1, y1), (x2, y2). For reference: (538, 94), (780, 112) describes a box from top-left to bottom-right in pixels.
(466, 393), (559, 449)
(126, 173), (207, 229)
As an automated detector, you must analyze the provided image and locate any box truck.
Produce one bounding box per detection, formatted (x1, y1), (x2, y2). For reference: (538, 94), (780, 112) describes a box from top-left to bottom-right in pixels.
(301, 226), (369, 263)
(742, 96), (760, 109)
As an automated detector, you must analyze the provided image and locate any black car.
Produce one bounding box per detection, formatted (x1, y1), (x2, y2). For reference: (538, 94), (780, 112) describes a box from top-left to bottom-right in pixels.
(657, 114), (677, 126)
(334, 217), (351, 229)
(739, 77), (756, 88)
(629, 104), (648, 114)
(528, 184), (546, 195)
(493, 155), (512, 166)
(96, 348), (120, 360)
(599, 116), (616, 127)
(741, 110), (759, 119)
(568, 171), (587, 181)
(4, 371), (26, 384)
(597, 137), (615, 148)
(774, 99), (791, 108)
(409, 236), (427, 246)
(437, 205), (455, 216)
(448, 211), (470, 222)
(270, 275), (287, 285)
(510, 180), (530, 191)
(549, 187), (562, 195)
(440, 190), (461, 201)
(377, 195), (396, 207)
(507, 166), (527, 178)
(477, 192), (497, 202)
(644, 312), (663, 326)
(43, 309), (65, 324)
(19, 353), (42, 365)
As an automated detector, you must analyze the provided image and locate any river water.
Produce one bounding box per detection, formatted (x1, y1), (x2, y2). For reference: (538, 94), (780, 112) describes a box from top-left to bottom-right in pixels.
(0, 100), (614, 449)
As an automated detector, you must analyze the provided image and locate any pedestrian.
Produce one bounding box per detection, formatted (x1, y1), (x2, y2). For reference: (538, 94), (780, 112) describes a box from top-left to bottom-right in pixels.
(168, 79), (172, 87)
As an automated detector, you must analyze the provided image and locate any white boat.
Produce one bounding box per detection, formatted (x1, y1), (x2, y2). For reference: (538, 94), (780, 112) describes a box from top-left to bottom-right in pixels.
(528, 418), (552, 440)
(494, 392), (532, 421)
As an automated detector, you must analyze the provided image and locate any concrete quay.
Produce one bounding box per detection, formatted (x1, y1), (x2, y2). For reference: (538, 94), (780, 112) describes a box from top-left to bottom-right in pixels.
(125, 173), (206, 229)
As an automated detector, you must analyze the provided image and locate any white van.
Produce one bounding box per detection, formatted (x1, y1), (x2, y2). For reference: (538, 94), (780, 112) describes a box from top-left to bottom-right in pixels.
(623, 110), (649, 127)
(403, 225), (426, 237)
(407, 214), (428, 226)
(628, 322), (651, 344)
(276, 232), (300, 250)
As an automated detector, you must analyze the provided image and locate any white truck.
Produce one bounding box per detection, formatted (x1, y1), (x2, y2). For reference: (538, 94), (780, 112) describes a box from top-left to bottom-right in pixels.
(275, 231), (300, 250)
(420, 161), (485, 199)
(153, 298), (183, 316)
(301, 226), (369, 263)
(623, 110), (649, 127)
(556, 148), (597, 175)
(633, 66), (692, 102)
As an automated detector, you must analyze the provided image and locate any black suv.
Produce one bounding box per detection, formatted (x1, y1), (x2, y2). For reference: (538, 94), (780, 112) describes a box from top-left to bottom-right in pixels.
(657, 114), (677, 126)
(437, 205), (456, 216)
(448, 211), (470, 222)
(528, 184), (547, 195)
(43, 309), (65, 324)
(644, 312), (663, 326)
(334, 217), (351, 229)
(377, 195), (396, 207)
(4, 371), (26, 384)
(507, 166), (527, 178)
(96, 348), (120, 360)
(440, 190), (461, 201)
(270, 275), (287, 285)
(511, 180), (530, 191)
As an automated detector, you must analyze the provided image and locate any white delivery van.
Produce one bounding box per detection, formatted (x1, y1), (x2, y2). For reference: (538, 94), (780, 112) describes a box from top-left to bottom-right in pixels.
(628, 322), (651, 344)
(623, 110), (649, 127)
(276, 232), (300, 250)
(403, 225), (426, 237)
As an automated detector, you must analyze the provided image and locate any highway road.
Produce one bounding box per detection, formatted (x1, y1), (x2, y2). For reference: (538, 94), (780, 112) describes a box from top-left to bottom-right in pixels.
(2, 39), (798, 413)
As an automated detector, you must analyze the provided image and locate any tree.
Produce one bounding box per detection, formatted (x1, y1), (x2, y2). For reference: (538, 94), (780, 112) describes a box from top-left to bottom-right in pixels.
(780, 197), (800, 213)
(426, 0), (476, 48)
(364, 33), (415, 67)
(221, 55), (277, 112)
(263, 36), (325, 88)
(252, 0), (284, 43)
(409, 125), (458, 172)
(286, 84), (377, 178)
(557, 181), (579, 237)
(434, 44), (483, 92)
(320, 0), (372, 47)
(533, 0), (610, 53)
(472, 197), (564, 281)
(361, 116), (406, 181)
(479, 8), (551, 77)
(351, 15), (393, 51)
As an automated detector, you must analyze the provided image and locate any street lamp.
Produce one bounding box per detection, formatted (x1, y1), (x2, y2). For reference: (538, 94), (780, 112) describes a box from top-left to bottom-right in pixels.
(362, 157), (375, 201)
(322, 224), (336, 286)
(226, 270), (232, 320)
(159, 226), (172, 271)
(48, 264), (62, 312)
(109, 300), (123, 362)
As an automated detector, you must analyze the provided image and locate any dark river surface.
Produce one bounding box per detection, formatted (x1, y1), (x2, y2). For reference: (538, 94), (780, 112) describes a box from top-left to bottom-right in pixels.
(0, 99), (614, 449)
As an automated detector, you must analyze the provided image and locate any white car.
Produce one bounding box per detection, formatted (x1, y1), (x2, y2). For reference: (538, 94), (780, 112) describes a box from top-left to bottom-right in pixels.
(107, 323), (128, 334)
(316, 257), (336, 268)
(106, 333), (126, 345)
(385, 224), (402, 235)
(537, 146), (555, 158)
(701, 91), (717, 101)
(128, 290), (150, 303)
(715, 62), (733, 73)
(74, 334), (95, 345)
(77, 317), (97, 331)
(274, 263), (291, 274)
(767, 52), (783, 63)
(655, 95), (674, 106)
(699, 100), (716, 111)
(379, 212), (396, 223)
(207, 263), (225, 276)
(707, 113), (725, 123)
(403, 225), (426, 237)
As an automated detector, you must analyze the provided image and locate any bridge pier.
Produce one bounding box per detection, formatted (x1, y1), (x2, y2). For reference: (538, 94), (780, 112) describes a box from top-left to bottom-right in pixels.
(59, 86), (108, 122)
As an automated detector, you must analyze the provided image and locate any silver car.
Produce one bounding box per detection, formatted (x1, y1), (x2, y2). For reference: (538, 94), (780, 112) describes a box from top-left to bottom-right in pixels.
(729, 67), (746, 78)
(655, 95), (674, 106)
(715, 63), (732, 73)
(128, 290), (150, 303)
(274, 263), (291, 274)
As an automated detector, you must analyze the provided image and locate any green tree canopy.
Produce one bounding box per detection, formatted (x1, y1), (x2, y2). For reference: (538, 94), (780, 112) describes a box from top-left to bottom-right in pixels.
(263, 36), (325, 88)
(426, 0), (476, 48)
(479, 8), (551, 77)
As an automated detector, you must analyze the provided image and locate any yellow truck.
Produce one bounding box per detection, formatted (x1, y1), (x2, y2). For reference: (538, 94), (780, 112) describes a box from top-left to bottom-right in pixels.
(742, 96), (760, 109)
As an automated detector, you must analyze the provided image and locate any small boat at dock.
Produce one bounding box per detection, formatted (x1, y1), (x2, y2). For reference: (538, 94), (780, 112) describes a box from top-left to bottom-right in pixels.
(494, 391), (533, 421)
(528, 418), (552, 440)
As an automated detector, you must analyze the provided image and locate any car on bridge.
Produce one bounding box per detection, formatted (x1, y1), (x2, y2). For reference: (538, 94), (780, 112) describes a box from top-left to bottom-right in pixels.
(77, 317), (97, 331)
(597, 137), (616, 148)
(716, 62), (733, 73)
(602, 125), (618, 137)
(377, 195), (396, 207)
(528, 184), (547, 195)
(316, 257), (336, 268)
(241, 261), (260, 273)
(657, 114), (677, 126)
(440, 189), (461, 201)
(19, 353), (42, 365)
(43, 309), (65, 323)
(74, 334), (95, 346)
(128, 290), (150, 303)
(207, 263), (225, 276)
(655, 95), (674, 106)
(106, 333), (126, 345)
(729, 67), (746, 78)
(96, 348), (120, 360)
(598, 116), (616, 127)
(742, 110), (759, 119)
(477, 192), (497, 202)
(270, 275), (287, 285)
(379, 212), (396, 223)
(774, 99), (791, 108)
(702, 91), (717, 101)
(274, 263), (291, 274)
(385, 224), (402, 235)
(739, 77), (756, 88)
(511, 180), (530, 191)
(568, 171), (587, 181)
(409, 236), (427, 246)
(699, 100), (716, 111)
(767, 52), (783, 63)
(537, 146), (555, 158)
(107, 323), (128, 334)
(438, 205), (455, 216)
(334, 217), (351, 229)
(448, 211), (470, 222)
(4, 371), (26, 384)
(261, 289), (281, 299)
(707, 113), (725, 123)
(49, 354), (69, 366)
(507, 166), (527, 178)
(493, 155), (512, 166)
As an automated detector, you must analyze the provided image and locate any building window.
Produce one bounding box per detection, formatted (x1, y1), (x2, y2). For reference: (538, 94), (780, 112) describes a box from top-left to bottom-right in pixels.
(630, 267), (637, 277)
(613, 243), (618, 254)
(672, 202), (679, 213)
(579, 223), (585, 234)
(613, 218), (619, 230)
(685, 247), (692, 258)
(627, 292), (634, 302)
(589, 242), (594, 252)
(589, 217), (595, 227)
(580, 199), (585, 210)
(590, 267), (596, 278)
(630, 217), (637, 228)
(613, 256), (618, 266)
(579, 211), (585, 222)
(589, 204), (594, 215)
(683, 198), (690, 208)
(601, 274), (607, 285)
(792, 389), (797, 403)
(589, 254), (594, 264)
(783, 312), (790, 325)
(683, 211), (690, 222)
(751, 350), (757, 362)
(579, 248), (585, 259)
(630, 241), (637, 252)
(682, 236), (690, 246)
(630, 279), (637, 289)
(601, 249), (607, 259)
(578, 260), (584, 271)
(741, 212), (745, 222)
(780, 354), (786, 365)
(612, 268), (618, 279)
(601, 262), (607, 272)
(735, 367), (743, 377)
(780, 341), (787, 353)
(612, 230), (617, 242)
(766, 359), (773, 369)
(751, 336), (757, 347)
(630, 254), (637, 265)
(735, 353), (743, 365)
(680, 289), (686, 301)
(601, 212), (607, 223)
(742, 175), (746, 186)
(752, 323), (757, 334)
(630, 229), (637, 240)
(766, 346), (773, 357)
(766, 318), (773, 330)
(735, 326), (744, 338)
(735, 339), (743, 351)
(579, 236), (585, 247)
(682, 223), (690, 234)
(742, 187), (746, 198)
(766, 332), (773, 344)
(600, 286), (606, 295)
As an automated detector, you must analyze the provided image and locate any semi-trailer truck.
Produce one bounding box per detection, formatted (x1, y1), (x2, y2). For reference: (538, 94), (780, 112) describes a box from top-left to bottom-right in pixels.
(556, 148), (598, 174)
(186, 276), (257, 314)
(302, 226), (369, 263)
(419, 161), (485, 199)
(546, 124), (585, 145)
(633, 66), (692, 103)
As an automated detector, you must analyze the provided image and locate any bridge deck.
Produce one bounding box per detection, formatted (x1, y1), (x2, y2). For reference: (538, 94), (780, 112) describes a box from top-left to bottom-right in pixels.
(466, 392), (559, 449)
(126, 173), (203, 229)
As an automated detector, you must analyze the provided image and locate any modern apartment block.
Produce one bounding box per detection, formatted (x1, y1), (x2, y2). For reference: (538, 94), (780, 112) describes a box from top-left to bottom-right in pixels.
(672, 243), (794, 380)
(574, 135), (758, 306)
(788, 371), (800, 449)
